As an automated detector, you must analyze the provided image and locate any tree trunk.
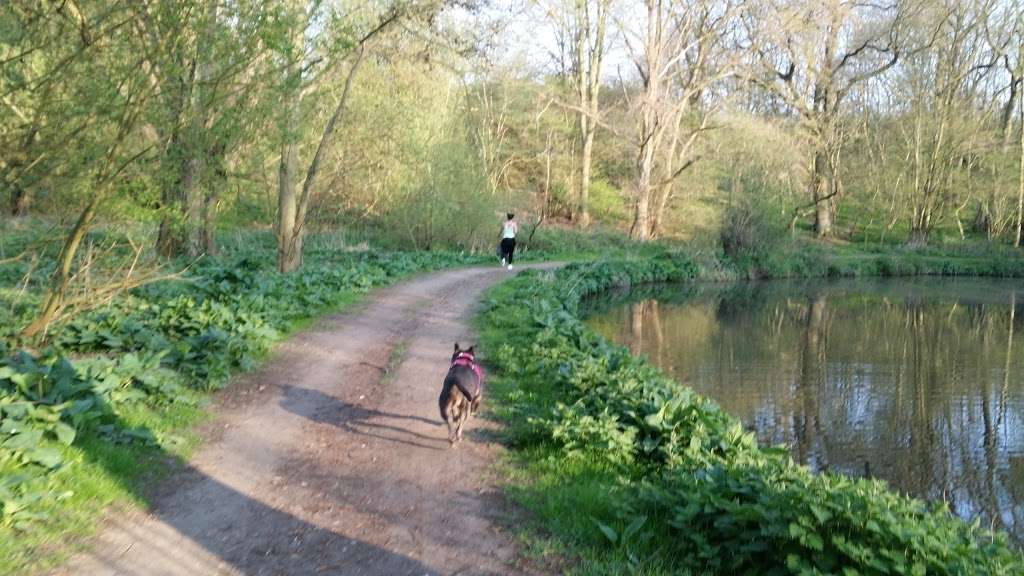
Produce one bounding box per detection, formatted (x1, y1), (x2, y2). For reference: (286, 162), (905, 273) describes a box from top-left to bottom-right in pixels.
(631, 189), (652, 241)
(571, 0), (608, 229)
(277, 131), (301, 272)
(649, 183), (671, 239)
(156, 152), (186, 258)
(183, 153), (204, 257)
(156, 142), (203, 258)
(20, 195), (101, 339)
(276, 7), (388, 272)
(155, 0), (217, 259)
(9, 186), (29, 217)
(203, 146), (225, 256)
(908, 226), (929, 248)
(1002, 77), (1019, 151)
(578, 124), (593, 227)
(811, 148), (833, 237)
(203, 188), (218, 256)
(630, 0), (659, 242)
(1017, 93), (1023, 248)
(631, 125), (656, 241)
(276, 9), (304, 273)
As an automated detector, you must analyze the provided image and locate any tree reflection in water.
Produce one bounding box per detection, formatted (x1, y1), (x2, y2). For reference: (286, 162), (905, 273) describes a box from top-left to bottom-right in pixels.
(586, 278), (1024, 543)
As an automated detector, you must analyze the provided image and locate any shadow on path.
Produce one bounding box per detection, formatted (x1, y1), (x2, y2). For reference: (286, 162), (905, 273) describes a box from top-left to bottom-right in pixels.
(279, 385), (449, 451)
(71, 401), (442, 575)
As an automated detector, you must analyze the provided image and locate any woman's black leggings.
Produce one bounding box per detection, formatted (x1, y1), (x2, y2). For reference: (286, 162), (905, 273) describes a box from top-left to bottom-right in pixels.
(500, 238), (516, 263)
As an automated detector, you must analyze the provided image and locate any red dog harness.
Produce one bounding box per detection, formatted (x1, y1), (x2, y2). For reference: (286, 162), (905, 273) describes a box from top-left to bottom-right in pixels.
(451, 352), (483, 398)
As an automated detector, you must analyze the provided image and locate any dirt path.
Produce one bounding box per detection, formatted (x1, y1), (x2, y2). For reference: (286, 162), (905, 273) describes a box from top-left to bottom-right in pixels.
(56, 265), (555, 576)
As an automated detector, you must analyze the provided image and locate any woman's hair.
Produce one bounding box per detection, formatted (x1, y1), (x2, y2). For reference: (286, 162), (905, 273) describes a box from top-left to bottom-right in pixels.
(506, 213), (514, 220)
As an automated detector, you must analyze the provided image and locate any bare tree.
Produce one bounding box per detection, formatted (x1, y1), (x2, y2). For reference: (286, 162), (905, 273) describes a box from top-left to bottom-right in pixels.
(884, 0), (997, 246)
(571, 0), (612, 226)
(623, 0), (737, 240)
(744, 0), (923, 237)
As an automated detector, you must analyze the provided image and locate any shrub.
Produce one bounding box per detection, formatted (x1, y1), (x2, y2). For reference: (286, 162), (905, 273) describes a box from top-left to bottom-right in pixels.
(719, 194), (788, 261)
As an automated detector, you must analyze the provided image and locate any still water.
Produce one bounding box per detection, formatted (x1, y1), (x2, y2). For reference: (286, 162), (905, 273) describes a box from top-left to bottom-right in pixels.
(585, 278), (1024, 542)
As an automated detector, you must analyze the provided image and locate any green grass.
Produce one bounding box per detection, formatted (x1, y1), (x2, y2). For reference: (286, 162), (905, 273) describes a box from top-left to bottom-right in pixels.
(723, 237), (1024, 280)
(0, 397), (206, 575)
(380, 339), (410, 386)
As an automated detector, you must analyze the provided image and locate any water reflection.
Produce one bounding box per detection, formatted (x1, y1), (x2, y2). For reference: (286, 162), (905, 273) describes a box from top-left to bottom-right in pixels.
(586, 278), (1024, 543)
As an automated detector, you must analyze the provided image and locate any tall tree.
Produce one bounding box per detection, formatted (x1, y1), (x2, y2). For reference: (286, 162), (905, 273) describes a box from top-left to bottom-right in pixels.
(138, 0), (266, 258)
(275, 2), (404, 272)
(745, 0), (921, 237)
(570, 0), (611, 227)
(144, 0), (219, 258)
(882, 0), (995, 246)
(1017, 89), (1024, 248)
(624, 0), (736, 240)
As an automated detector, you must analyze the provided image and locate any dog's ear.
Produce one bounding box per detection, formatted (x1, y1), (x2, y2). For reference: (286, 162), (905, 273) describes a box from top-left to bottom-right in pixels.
(467, 345), (475, 355)
(454, 342), (460, 352)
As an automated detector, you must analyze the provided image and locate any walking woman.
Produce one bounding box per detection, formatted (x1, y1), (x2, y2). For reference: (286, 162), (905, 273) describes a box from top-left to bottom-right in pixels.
(498, 213), (517, 270)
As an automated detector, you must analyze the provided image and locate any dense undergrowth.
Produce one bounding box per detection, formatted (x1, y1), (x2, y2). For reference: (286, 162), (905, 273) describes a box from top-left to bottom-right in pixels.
(477, 254), (1024, 575)
(3, 219), (1023, 573)
(0, 229), (487, 574)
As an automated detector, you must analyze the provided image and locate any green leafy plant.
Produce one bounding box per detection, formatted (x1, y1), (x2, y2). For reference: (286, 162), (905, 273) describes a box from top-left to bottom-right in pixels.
(0, 242), (487, 540)
(477, 258), (1024, 574)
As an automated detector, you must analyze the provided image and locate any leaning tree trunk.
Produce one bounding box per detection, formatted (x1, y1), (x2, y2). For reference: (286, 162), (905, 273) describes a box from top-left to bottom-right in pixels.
(20, 195), (101, 339)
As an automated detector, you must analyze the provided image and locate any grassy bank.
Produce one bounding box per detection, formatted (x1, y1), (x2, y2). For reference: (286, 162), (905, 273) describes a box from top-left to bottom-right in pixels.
(731, 240), (1024, 280)
(0, 228), (488, 575)
(476, 251), (1024, 575)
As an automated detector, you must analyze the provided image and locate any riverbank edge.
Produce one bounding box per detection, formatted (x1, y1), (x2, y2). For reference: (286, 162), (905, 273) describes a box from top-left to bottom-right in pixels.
(475, 249), (1024, 575)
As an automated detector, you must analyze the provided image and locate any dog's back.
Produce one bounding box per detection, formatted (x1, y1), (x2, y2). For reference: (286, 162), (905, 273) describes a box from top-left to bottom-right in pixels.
(439, 364), (478, 445)
(439, 364), (475, 419)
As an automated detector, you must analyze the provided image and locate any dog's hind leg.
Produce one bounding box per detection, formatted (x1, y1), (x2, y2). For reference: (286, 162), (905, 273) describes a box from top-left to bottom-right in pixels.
(455, 406), (468, 442)
(446, 411), (457, 446)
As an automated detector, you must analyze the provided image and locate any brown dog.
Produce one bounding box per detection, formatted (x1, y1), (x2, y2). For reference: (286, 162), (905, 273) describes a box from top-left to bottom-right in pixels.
(438, 343), (482, 446)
